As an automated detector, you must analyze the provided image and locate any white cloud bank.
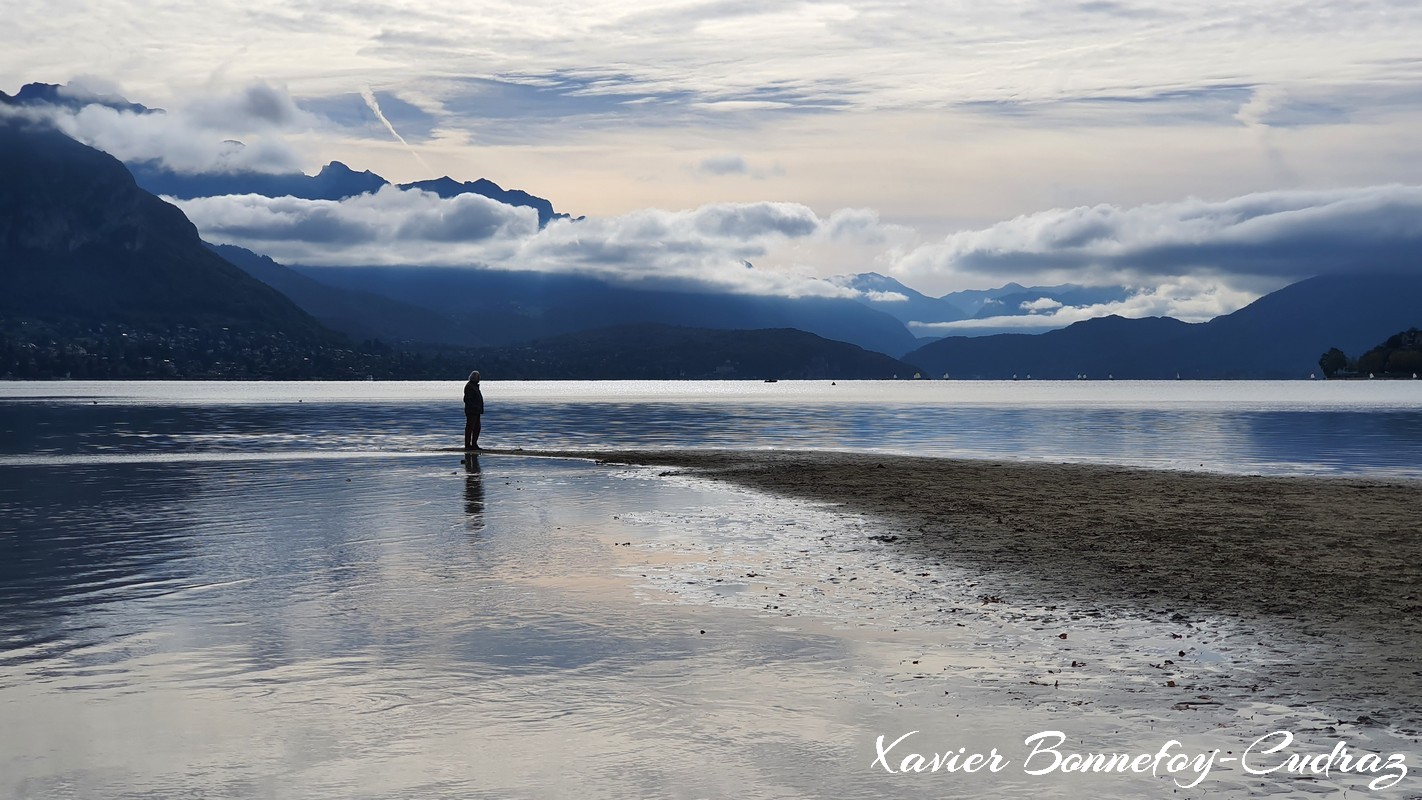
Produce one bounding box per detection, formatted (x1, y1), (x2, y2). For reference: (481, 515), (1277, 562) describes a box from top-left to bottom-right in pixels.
(176, 188), (882, 298)
(893, 185), (1422, 288)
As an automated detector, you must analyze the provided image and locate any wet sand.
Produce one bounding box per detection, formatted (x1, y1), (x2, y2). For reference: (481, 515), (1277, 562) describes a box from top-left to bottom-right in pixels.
(517, 448), (1422, 733)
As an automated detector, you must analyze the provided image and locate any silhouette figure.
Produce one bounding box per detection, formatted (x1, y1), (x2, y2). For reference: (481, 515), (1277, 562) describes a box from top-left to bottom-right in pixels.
(463, 370), (484, 450)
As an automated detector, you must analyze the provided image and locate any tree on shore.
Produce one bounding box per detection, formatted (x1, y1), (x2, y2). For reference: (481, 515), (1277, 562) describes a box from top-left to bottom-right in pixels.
(1320, 328), (1422, 379)
(1318, 347), (1349, 378)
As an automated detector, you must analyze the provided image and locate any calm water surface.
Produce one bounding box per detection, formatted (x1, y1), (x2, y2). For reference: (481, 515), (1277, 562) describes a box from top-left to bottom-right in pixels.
(2, 381), (1419, 798)
(3, 379), (1420, 476)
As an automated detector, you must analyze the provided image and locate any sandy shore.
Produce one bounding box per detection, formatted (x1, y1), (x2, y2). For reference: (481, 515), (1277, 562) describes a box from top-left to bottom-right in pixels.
(515, 448), (1422, 732)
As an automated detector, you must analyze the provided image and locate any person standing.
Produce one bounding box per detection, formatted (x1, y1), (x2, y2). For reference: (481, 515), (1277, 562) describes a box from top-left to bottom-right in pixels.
(463, 370), (484, 450)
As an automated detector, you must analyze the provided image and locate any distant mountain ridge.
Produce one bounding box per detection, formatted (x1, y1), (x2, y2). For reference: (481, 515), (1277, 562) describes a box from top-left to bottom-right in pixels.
(2, 81), (571, 227)
(905, 272), (1422, 379)
(0, 82), (154, 114)
(838, 273), (1135, 335)
(963, 284), (1133, 320)
(834, 272), (968, 326)
(468, 323), (922, 380)
(209, 244), (486, 347)
(289, 264), (922, 356)
(129, 161), (573, 227)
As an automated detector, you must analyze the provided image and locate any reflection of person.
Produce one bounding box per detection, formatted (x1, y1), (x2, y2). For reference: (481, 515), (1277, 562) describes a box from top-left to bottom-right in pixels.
(463, 370), (484, 450)
(463, 455), (485, 530)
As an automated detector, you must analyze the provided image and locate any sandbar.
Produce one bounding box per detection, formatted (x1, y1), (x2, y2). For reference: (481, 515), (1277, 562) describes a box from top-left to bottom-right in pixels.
(516, 448), (1422, 732)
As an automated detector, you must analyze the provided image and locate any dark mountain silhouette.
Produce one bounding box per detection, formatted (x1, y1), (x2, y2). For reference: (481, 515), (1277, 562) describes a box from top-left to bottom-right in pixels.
(469, 323), (921, 380)
(128, 161), (569, 226)
(127, 160), (569, 224)
(294, 264), (921, 356)
(399, 177), (572, 226)
(1171, 272), (1422, 377)
(0, 118), (328, 337)
(906, 272), (1422, 379)
(2, 81), (570, 226)
(1, 82), (154, 114)
(906, 315), (1192, 378)
(128, 159), (389, 202)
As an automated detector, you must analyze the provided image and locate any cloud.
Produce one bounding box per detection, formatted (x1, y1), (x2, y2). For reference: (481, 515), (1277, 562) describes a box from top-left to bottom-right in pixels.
(11, 81), (317, 174)
(862, 291), (909, 302)
(892, 185), (1422, 288)
(57, 75), (131, 104)
(299, 90), (440, 143)
(1233, 84), (1296, 182)
(176, 185), (538, 258)
(14, 0), (1421, 125)
(175, 189), (881, 298)
(193, 82), (311, 129)
(1020, 297), (1063, 312)
(690, 153), (787, 180)
(697, 154), (748, 175)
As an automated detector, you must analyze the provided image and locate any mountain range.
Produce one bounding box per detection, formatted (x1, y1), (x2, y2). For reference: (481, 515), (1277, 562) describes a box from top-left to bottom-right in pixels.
(905, 272), (1422, 379)
(3, 81), (1420, 380)
(468, 323), (919, 380)
(0, 111), (917, 379)
(289, 262), (920, 355)
(3, 82), (571, 227)
(128, 161), (573, 227)
(836, 272), (1137, 339)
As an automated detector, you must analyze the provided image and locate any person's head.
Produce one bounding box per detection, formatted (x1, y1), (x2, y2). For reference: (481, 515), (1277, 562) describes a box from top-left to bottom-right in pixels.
(469, 370), (481, 382)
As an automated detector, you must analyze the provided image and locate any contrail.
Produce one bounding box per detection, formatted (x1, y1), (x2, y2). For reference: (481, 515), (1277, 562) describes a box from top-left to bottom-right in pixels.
(360, 86), (432, 173)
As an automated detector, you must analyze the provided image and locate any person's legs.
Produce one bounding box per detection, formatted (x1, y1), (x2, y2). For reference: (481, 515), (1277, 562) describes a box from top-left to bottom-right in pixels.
(464, 414), (475, 449)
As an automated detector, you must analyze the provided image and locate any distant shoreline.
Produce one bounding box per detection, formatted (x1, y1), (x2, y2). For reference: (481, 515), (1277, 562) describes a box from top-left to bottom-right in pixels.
(516, 447), (1422, 732)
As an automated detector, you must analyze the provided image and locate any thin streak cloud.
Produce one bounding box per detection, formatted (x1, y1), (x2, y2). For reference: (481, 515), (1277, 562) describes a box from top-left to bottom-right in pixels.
(360, 86), (432, 172)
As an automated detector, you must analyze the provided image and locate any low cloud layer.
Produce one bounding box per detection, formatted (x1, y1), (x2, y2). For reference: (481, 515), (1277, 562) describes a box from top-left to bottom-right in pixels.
(177, 186), (538, 255)
(174, 178), (1422, 324)
(176, 188), (876, 298)
(893, 185), (1422, 288)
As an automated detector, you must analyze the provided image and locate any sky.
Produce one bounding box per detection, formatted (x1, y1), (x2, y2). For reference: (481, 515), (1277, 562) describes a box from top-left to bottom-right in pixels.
(5, 0), (1422, 331)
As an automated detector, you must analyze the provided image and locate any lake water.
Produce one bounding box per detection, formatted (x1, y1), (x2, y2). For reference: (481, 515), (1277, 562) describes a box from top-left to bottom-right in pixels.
(2, 381), (1419, 798)
(3, 379), (1421, 476)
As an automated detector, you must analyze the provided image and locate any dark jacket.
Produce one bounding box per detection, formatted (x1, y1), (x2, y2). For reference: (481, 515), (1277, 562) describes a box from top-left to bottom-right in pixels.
(464, 382), (484, 414)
